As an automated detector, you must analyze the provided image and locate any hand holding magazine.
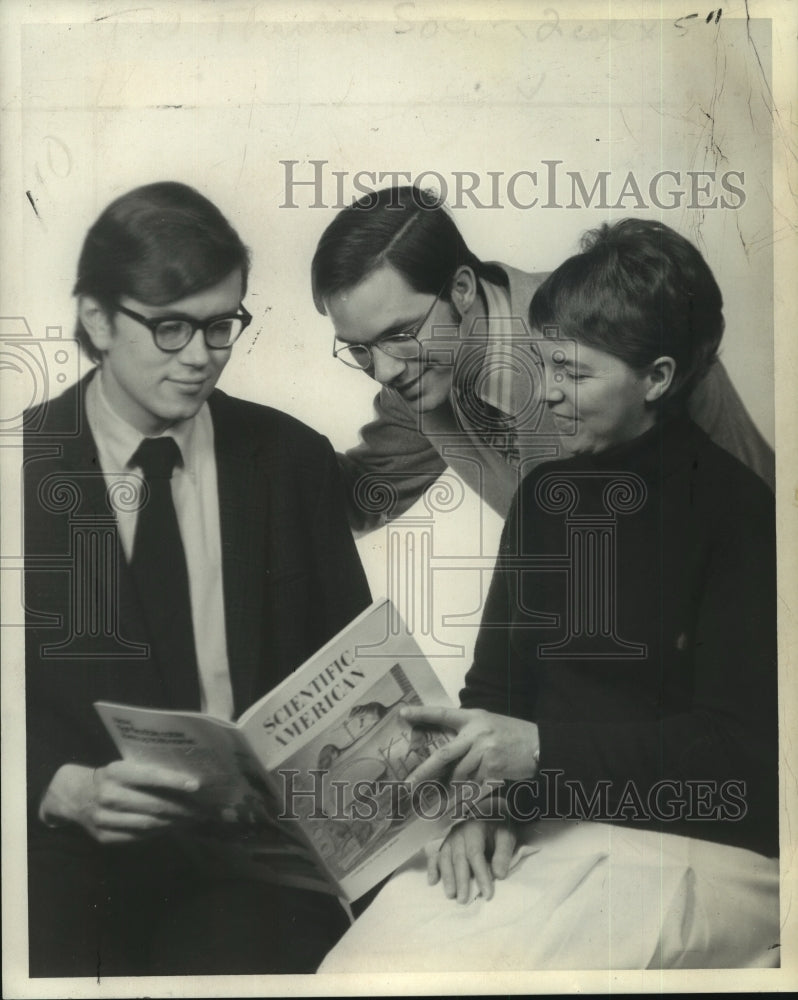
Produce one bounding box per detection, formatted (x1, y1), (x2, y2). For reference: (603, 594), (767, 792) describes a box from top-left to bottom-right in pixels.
(95, 598), (460, 902)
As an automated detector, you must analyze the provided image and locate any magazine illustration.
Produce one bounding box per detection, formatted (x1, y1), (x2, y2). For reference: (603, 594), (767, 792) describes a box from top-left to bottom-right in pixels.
(94, 598), (457, 901)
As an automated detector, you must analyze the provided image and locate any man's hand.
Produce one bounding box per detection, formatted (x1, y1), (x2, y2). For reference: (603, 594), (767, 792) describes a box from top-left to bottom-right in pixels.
(400, 705), (540, 786)
(427, 818), (517, 904)
(39, 761), (208, 845)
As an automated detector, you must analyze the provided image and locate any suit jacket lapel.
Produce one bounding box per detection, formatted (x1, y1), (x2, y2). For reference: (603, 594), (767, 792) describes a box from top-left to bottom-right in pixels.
(26, 374), (159, 671)
(209, 391), (268, 716)
(43, 374), (108, 514)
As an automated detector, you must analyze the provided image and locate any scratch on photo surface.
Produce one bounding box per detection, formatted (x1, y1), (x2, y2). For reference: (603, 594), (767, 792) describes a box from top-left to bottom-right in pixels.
(744, 0), (777, 124)
(246, 311), (269, 355)
(25, 191), (40, 218)
(237, 84), (258, 186)
(334, 76), (356, 107)
(779, 716), (795, 878)
(618, 108), (636, 143)
(752, 131), (798, 239)
(744, 0), (798, 178)
(688, 20), (727, 250)
(742, 220), (784, 255)
(732, 213), (750, 260)
(698, 103), (726, 162)
(93, 7), (153, 21)
(707, 21), (728, 161)
(647, 101), (700, 135)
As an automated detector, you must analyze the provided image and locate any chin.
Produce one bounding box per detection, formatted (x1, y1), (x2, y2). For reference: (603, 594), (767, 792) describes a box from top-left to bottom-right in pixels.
(414, 373), (453, 411)
(166, 398), (203, 418)
(155, 401), (206, 429)
(414, 393), (449, 412)
(558, 436), (581, 455)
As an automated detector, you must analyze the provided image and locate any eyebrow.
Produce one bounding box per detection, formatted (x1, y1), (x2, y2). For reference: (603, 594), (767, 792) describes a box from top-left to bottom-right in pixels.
(337, 315), (425, 345)
(562, 358), (595, 373)
(142, 307), (243, 322)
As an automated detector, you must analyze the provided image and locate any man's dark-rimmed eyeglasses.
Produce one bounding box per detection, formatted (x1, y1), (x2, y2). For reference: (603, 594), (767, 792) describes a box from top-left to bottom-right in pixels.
(332, 286), (445, 371)
(115, 304), (253, 353)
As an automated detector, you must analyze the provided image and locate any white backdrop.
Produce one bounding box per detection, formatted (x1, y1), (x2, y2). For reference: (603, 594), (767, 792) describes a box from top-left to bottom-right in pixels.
(2, 1), (796, 996)
(13, 15), (776, 443)
(7, 8), (780, 694)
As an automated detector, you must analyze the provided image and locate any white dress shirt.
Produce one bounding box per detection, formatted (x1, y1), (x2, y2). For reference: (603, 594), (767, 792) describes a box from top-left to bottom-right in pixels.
(85, 371), (234, 720)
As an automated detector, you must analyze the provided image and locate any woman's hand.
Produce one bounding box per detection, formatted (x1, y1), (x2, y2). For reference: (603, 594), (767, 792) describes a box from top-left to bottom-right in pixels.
(38, 761), (209, 845)
(400, 705), (540, 786)
(427, 818), (517, 903)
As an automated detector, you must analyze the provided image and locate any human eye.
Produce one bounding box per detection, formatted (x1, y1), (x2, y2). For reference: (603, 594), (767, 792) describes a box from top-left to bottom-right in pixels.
(335, 343), (373, 370)
(380, 333), (421, 359)
(154, 318), (191, 347)
(208, 317), (234, 334)
(155, 318), (188, 334)
(206, 317), (239, 347)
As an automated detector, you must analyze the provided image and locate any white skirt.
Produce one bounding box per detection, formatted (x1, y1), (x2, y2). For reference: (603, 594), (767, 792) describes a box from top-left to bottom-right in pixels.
(319, 820), (780, 972)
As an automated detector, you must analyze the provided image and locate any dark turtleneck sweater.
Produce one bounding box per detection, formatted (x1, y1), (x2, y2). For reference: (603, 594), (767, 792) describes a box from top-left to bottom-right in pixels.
(462, 414), (778, 857)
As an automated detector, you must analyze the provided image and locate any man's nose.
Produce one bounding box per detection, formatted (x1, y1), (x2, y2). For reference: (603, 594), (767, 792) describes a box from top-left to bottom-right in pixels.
(179, 328), (212, 365)
(371, 347), (408, 385)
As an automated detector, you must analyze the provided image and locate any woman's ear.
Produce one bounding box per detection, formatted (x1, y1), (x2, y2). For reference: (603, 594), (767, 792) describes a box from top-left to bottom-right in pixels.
(644, 356), (676, 403)
(449, 266), (479, 318)
(77, 296), (113, 355)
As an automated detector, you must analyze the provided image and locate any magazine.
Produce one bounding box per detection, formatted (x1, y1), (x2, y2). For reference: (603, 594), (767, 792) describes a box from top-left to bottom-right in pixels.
(94, 598), (457, 902)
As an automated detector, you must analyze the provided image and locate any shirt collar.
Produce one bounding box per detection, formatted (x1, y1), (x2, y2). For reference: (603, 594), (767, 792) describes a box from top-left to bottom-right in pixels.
(566, 412), (697, 481)
(87, 368), (201, 476)
(476, 278), (516, 416)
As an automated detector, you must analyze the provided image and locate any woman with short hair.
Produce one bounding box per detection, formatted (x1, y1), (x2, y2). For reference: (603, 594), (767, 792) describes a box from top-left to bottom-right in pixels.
(320, 218), (779, 971)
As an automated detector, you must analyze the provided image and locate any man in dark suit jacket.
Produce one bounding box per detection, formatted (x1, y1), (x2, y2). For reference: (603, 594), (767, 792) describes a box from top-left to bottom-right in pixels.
(24, 182), (371, 976)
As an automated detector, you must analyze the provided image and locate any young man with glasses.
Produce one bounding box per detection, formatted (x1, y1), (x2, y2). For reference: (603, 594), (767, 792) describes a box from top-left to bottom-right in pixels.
(313, 185), (775, 532)
(24, 182), (370, 976)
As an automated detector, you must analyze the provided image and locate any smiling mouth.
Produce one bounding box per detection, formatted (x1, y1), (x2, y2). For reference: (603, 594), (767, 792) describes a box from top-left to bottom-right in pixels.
(393, 371), (427, 393)
(552, 412), (580, 432)
(168, 377), (208, 391)
(391, 365), (435, 394)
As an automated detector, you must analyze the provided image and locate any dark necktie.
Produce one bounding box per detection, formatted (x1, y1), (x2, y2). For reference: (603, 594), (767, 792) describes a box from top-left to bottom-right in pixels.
(130, 437), (201, 710)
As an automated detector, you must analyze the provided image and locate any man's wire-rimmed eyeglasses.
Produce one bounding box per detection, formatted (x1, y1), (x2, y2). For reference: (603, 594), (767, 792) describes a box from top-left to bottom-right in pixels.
(332, 285), (445, 371)
(115, 303), (253, 353)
